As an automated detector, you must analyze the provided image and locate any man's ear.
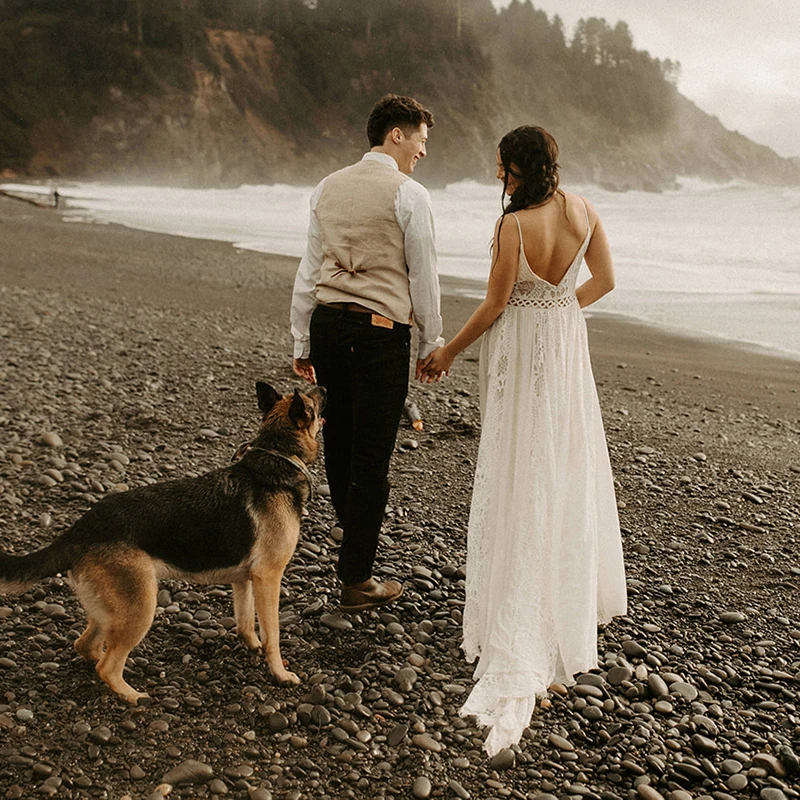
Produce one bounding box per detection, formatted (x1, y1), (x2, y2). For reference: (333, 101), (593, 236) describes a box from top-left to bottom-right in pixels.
(256, 382), (281, 417)
(288, 388), (309, 427)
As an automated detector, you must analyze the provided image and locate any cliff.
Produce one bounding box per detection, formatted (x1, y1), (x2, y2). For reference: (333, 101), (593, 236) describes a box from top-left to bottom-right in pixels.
(1, 2), (797, 190)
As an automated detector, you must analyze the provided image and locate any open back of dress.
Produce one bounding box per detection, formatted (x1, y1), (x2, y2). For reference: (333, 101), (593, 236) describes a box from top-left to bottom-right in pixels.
(460, 201), (628, 755)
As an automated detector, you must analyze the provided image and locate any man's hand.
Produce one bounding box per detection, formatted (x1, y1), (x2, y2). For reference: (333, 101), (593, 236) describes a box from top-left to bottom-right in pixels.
(293, 358), (317, 384)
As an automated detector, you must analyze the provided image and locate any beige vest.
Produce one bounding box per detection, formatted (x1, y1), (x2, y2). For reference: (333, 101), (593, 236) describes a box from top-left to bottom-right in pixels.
(315, 159), (412, 324)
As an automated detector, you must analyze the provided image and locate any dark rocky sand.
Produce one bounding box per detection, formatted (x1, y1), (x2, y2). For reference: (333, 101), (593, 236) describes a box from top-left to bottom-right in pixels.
(1, 196), (798, 800)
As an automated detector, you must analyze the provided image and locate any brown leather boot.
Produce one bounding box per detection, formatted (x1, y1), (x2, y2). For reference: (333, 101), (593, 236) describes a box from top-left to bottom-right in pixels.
(340, 578), (404, 612)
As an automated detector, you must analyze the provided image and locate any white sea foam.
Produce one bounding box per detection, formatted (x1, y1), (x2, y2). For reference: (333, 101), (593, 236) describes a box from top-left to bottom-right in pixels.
(3, 178), (799, 357)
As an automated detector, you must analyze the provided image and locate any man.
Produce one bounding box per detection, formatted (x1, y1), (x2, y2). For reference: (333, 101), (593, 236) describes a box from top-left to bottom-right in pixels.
(290, 94), (443, 612)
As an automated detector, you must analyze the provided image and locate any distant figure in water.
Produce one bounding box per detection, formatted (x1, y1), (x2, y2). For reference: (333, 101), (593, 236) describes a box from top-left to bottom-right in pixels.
(419, 125), (628, 754)
(52, 189), (60, 209)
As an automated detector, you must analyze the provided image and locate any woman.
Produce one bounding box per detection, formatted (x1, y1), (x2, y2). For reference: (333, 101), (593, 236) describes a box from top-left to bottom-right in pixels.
(420, 126), (627, 755)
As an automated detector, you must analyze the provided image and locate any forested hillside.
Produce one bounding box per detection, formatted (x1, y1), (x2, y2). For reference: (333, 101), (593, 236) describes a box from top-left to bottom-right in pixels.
(1, 0), (797, 189)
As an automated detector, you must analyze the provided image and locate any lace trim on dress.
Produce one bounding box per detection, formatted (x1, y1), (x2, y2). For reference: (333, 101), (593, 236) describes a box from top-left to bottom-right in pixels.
(507, 280), (577, 308)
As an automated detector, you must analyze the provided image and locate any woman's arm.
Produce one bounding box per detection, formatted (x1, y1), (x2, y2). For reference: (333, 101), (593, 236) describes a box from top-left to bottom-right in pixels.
(419, 215), (519, 380)
(576, 201), (615, 309)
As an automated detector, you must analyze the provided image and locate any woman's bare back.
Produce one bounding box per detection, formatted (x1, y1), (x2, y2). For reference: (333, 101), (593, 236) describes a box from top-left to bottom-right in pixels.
(512, 191), (591, 286)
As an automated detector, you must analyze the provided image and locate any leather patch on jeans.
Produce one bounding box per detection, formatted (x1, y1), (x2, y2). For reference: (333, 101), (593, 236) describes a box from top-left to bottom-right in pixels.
(371, 314), (394, 330)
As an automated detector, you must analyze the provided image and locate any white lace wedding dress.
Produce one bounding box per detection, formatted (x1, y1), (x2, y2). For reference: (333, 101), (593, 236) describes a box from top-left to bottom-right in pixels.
(460, 203), (628, 755)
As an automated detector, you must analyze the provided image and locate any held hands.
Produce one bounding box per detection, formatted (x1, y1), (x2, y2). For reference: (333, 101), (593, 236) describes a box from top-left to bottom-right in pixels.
(416, 345), (455, 383)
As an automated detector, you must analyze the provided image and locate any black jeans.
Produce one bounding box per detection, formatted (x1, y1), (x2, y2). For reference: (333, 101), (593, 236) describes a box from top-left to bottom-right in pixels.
(310, 304), (411, 584)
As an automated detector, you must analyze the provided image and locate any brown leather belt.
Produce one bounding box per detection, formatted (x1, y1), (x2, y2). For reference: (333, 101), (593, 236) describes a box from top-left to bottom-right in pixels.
(320, 302), (373, 314)
(318, 302), (397, 330)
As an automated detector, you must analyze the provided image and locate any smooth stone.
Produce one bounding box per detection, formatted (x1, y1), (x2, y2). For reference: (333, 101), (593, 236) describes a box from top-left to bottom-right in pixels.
(387, 723), (409, 747)
(411, 734), (442, 753)
(576, 673), (605, 687)
(691, 734), (717, 755)
(268, 713), (288, 733)
(573, 683), (604, 699)
(489, 749), (515, 770)
(88, 726), (113, 745)
(582, 706), (604, 722)
(320, 613), (352, 631)
(395, 667), (418, 692)
(720, 611), (747, 624)
(622, 640), (648, 659)
(670, 682), (699, 701)
(726, 774), (748, 791)
(41, 432), (63, 448)
(648, 674), (670, 698)
(759, 791), (788, 800)
(607, 665), (634, 685)
(448, 779), (471, 799)
(412, 776), (432, 799)
(162, 759), (214, 786)
(752, 753), (785, 777)
(548, 733), (574, 751)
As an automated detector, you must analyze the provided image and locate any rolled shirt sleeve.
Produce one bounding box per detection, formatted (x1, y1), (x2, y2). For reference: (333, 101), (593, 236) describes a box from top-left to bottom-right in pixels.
(396, 180), (444, 359)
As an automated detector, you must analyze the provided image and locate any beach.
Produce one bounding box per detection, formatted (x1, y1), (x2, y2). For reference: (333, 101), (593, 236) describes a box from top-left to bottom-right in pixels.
(1, 195), (798, 799)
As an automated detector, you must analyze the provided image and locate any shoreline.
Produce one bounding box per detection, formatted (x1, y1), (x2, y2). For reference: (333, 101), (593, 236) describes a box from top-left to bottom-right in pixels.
(3, 181), (799, 365)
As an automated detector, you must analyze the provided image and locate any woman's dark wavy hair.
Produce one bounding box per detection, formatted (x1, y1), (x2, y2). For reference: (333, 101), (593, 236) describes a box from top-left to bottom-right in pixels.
(491, 126), (562, 267)
(498, 125), (561, 213)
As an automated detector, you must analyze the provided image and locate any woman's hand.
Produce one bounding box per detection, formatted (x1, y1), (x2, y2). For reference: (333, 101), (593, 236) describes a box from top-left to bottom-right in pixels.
(417, 346), (454, 382)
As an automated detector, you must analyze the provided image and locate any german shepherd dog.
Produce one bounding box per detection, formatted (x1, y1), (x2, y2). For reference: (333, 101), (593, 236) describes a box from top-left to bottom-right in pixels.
(0, 382), (325, 704)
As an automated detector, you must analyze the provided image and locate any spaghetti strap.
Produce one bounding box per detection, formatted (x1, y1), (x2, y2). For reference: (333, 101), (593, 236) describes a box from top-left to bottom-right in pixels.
(509, 212), (524, 255)
(580, 198), (590, 239)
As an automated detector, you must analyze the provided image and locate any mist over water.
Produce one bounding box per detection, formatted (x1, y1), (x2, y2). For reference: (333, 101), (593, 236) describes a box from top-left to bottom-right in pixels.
(4, 179), (799, 358)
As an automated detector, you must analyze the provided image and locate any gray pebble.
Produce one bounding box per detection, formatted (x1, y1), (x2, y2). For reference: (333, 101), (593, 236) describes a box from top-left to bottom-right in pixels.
(648, 674), (669, 697)
(411, 733), (442, 753)
(607, 665), (634, 685)
(162, 759), (214, 786)
(726, 774), (748, 791)
(720, 611), (747, 624)
(319, 613), (352, 630)
(388, 723), (408, 746)
(489, 749), (515, 770)
(670, 681), (699, 701)
(412, 776), (432, 799)
(448, 779), (471, 799)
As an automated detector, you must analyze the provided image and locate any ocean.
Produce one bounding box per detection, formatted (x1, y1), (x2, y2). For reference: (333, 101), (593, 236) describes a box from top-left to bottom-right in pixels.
(3, 179), (799, 359)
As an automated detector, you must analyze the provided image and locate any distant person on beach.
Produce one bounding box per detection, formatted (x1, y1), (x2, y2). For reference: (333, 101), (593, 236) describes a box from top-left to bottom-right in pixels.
(419, 126), (628, 754)
(291, 94), (444, 612)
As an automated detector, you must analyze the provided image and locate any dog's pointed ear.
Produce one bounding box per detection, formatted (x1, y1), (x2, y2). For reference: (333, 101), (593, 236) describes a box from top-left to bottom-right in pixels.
(288, 388), (309, 427)
(256, 382), (281, 416)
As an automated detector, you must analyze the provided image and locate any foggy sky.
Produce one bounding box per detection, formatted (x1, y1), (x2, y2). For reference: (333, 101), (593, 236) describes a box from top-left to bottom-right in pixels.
(491, 0), (799, 159)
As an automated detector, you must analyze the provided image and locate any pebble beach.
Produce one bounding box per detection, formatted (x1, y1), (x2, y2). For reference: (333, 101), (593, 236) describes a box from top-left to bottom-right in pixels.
(1, 195), (799, 800)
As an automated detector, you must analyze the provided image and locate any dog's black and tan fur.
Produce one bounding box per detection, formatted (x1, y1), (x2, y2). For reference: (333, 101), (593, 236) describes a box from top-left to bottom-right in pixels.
(0, 382), (325, 704)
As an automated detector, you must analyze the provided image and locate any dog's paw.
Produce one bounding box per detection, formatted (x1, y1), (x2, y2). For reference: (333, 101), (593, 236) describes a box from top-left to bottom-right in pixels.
(122, 689), (150, 706)
(274, 669), (301, 686)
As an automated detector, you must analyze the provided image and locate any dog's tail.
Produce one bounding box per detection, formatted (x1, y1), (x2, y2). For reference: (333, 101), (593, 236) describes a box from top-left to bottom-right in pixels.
(0, 536), (79, 595)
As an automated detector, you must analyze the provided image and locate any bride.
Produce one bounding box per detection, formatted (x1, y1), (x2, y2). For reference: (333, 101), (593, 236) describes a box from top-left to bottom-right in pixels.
(419, 125), (627, 755)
